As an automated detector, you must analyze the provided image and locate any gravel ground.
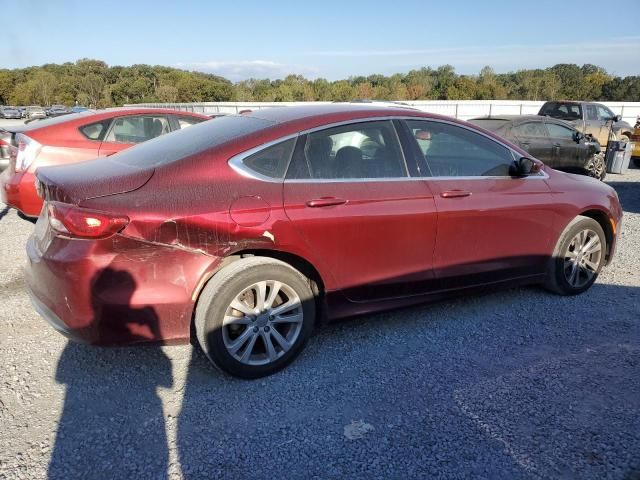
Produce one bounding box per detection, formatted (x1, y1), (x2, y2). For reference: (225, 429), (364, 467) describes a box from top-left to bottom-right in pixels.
(0, 168), (639, 480)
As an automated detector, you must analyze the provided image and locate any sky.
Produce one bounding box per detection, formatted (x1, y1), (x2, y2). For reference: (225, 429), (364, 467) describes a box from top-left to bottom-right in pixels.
(2, 0), (639, 81)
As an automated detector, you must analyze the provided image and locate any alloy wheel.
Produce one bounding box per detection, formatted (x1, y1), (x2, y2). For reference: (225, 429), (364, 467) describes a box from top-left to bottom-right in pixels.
(563, 229), (602, 288)
(221, 280), (304, 366)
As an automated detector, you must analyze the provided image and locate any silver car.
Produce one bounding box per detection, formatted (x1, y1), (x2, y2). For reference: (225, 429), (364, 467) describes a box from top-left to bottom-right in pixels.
(25, 106), (46, 120)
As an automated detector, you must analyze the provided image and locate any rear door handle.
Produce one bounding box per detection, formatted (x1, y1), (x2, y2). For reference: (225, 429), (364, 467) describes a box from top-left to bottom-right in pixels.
(440, 190), (471, 198)
(306, 197), (347, 208)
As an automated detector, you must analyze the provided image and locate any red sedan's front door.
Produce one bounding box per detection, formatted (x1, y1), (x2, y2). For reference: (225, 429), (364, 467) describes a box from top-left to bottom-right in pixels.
(283, 120), (438, 302)
(403, 119), (556, 289)
(428, 177), (554, 288)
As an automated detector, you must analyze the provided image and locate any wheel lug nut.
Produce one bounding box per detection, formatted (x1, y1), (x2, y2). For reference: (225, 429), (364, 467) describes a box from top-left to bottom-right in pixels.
(269, 315), (274, 321)
(253, 326), (259, 333)
(264, 326), (270, 332)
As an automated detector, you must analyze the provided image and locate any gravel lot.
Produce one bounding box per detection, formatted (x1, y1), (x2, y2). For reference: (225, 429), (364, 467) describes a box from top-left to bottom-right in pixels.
(0, 167), (639, 480)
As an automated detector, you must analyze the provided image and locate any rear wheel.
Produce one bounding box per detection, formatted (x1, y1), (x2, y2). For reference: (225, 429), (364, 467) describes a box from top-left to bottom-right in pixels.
(545, 216), (606, 295)
(195, 257), (316, 378)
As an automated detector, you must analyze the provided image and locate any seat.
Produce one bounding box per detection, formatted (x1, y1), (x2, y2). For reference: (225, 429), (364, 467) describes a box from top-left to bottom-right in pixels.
(335, 146), (366, 179)
(307, 136), (333, 178)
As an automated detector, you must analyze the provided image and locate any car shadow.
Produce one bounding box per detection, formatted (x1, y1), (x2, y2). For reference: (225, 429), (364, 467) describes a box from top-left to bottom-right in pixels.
(175, 281), (640, 479)
(607, 178), (640, 214)
(47, 269), (640, 478)
(0, 206), (9, 221)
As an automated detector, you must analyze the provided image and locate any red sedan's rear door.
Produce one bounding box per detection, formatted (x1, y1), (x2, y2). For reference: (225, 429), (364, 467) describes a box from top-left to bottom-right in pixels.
(403, 119), (556, 289)
(98, 115), (170, 157)
(283, 120), (438, 302)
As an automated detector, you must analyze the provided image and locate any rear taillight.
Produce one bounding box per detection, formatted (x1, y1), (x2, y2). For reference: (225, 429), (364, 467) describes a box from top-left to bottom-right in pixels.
(15, 133), (42, 172)
(630, 134), (640, 142)
(47, 202), (129, 239)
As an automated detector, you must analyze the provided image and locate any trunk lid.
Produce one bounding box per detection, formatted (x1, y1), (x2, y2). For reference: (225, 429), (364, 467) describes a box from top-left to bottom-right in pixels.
(36, 157), (154, 205)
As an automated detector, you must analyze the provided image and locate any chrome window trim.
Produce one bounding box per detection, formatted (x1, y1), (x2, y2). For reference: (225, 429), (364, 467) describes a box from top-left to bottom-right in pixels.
(228, 133), (300, 183)
(284, 171), (548, 184)
(227, 115), (548, 183)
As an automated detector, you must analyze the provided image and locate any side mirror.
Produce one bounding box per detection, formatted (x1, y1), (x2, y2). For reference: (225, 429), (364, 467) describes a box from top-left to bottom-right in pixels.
(511, 157), (542, 176)
(612, 115), (622, 123)
(572, 131), (584, 143)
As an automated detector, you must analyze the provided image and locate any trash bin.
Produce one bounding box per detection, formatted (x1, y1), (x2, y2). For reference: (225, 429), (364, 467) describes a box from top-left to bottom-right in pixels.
(605, 140), (633, 174)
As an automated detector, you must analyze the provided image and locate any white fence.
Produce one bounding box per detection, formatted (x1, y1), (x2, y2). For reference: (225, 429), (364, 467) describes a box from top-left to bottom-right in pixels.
(127, 100), (640, 125)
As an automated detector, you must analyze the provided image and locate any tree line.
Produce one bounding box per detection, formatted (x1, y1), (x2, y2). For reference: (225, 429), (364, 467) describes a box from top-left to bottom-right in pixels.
(0, 59), (638, 107)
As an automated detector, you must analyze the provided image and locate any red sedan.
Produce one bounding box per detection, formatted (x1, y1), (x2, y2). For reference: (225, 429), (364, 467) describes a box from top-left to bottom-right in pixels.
(26, 104), (622, 378)
(0, 108), (209, 217)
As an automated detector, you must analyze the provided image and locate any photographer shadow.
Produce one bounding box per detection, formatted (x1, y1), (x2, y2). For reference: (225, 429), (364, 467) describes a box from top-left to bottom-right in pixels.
(48, 268), (172, 480)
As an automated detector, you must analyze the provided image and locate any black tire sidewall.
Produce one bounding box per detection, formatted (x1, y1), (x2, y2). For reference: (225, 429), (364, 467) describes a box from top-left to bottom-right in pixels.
(551, 217), (606, 295)
(197, 261), (315, 379)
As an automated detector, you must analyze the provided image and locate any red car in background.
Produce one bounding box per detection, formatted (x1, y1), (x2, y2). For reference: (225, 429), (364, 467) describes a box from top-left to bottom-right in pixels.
(0, 108), (208, 217)
(26, 104), (622, 378)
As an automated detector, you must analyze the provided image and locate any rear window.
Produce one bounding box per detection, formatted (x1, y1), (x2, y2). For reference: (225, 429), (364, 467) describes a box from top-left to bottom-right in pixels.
(109, 115), (274, 168)
(539, 102), (582, 120)
(467, 119), (509, 132)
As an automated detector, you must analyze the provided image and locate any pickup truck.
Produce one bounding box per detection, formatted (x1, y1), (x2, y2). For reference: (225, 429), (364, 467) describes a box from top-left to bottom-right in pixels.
(538, 101), (633, 148)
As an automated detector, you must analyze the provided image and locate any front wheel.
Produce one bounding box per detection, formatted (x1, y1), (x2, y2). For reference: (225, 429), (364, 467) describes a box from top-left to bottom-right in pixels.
(545, 216), (606, 295)
(195, 257), (316, 379)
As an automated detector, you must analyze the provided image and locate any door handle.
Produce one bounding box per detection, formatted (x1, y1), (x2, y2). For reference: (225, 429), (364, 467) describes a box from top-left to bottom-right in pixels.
(440, 190), (471, 198)
(306, 197), (347, 208)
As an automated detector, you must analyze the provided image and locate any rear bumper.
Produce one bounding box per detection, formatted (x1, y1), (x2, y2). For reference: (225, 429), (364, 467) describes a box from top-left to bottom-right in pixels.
(0, 169), (42, 217)
(25, 230), (218, 345)
(26, 282), (80, 341)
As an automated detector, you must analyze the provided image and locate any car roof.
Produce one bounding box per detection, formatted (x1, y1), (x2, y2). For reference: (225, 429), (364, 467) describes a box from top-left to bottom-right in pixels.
(470, 114), (576, 125)
(242, 103), (441, 132)
(6, 108), (209, 136)
(470, 115), (546, 122)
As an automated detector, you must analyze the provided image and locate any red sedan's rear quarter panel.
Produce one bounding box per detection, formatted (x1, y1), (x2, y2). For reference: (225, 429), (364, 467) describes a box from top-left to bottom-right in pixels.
(26, 225), (221, 345)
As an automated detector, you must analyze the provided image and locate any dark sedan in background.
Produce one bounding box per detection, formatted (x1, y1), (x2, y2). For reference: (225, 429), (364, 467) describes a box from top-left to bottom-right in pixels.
(469, 115), (605, 180)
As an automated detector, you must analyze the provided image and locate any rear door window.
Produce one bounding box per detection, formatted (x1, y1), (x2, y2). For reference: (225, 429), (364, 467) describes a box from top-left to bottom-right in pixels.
(546, 123), (575, 140)
(287, 120), (407, 180)
(513, 122), (547, 138)
(104, 115), (171, 144)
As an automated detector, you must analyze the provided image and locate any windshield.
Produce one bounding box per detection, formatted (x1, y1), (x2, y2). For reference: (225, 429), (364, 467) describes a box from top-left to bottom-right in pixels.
(110, 114), (275, 168)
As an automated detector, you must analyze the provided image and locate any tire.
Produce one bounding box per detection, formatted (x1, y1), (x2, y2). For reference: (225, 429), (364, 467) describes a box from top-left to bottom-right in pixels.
(544, 215), (606, 295)
(195, 257), (316, 379)
(585, 152), (606, 181)
(633, 157), (640, 168)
